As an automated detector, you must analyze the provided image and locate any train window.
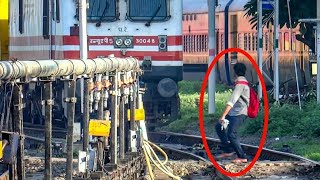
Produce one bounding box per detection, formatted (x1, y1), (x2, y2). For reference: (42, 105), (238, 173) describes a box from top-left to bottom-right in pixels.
(86, 0), (118, 22)
(200, 35), (202, 52)
(195, 35), (198, 52)
(248, 34), (251, 51)
(198, 35), (201, 52)
(187, 35), (191, 52)
(265, 33), (268, 51)
(127, 0), (170, 22)
(221, 34), (224, 51)
(279, 32), (282, 51)
(205, 35), (208, 52)
(292, 32), (296, 51)
(255, 33), (258, 51)
(237, 33), (242, 49)
(194, 14), (197, 21)
(190, 15), (193, 21)
(193, 35), (195, 52)
(189, 35), (192, 52)
(186, 35), (188, 52)
(252, 34), (255, 51)
(201, 35), (205, 52)
(182, 15), (184, 21)
(197, 35), (199, 52)
(186, 15), (189, 21)
(185, 36), (188, 52)
(244, 33), (248, 50)
(284, 32), (290, 51)
(190, 35), (192, 52)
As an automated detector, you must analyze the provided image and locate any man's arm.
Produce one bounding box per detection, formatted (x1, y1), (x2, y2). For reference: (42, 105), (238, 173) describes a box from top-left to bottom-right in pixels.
(219, 85), (243, 122)
(219, 105), (232, 123)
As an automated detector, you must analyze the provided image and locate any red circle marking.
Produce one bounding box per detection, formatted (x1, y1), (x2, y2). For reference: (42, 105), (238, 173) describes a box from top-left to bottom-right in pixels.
(198, 48), (269, 177)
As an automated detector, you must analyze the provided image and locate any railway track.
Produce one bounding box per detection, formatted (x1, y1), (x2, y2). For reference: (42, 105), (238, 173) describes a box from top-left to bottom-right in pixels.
(148, 131), (320, 180)
(18, 127), (320, 179)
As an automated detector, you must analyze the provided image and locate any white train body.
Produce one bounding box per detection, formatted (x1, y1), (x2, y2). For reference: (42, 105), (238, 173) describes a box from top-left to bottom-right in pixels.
(9, 0), (183, 126)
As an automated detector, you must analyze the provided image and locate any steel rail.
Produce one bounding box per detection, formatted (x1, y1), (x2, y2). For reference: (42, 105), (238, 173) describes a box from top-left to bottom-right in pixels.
(148, 131), (320, 166)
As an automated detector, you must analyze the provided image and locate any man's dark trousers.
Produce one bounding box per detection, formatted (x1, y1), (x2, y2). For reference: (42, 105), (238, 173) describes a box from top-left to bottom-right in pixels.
(215, 115), (246, 158)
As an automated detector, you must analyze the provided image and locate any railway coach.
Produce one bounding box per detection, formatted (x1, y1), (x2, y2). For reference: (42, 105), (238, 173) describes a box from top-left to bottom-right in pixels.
(8, 0), (183, 127)
(183, 0), (312, 88)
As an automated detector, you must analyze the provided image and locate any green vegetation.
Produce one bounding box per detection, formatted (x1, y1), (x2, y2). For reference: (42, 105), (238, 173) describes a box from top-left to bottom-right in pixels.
(160, 81), (232, 132)
(241, 102), (320, 138)
(162, 81), (320, 161)
(271, 139), (320, 161)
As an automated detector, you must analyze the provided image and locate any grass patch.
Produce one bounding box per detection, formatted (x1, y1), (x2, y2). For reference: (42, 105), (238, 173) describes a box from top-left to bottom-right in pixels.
(160, 81), (231, 132)
(271, 139), (320, 161)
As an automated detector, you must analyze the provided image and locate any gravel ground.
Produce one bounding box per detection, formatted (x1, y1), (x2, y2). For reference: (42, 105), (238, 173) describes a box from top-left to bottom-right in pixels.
(152, 159), (217, 180)
(24, 150), (78, 179)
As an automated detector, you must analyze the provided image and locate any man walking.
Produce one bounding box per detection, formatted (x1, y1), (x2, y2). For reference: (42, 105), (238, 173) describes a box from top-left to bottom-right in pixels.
(215, 63), (249, 163)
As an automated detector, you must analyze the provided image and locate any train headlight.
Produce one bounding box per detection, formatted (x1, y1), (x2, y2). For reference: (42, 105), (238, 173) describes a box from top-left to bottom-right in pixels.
(115, 39), (123, 46)
(159, 43), (166, 50)
(159, 37), (167, 44)
(124, 39), (132, 46)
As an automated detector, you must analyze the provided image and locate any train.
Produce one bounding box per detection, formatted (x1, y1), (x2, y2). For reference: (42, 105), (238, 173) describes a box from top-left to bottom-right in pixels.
(182, 0), (313, 88)
(4, 0), (183, 128)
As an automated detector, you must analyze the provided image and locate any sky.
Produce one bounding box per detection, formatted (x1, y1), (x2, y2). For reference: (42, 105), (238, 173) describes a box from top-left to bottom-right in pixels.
(183, 0), (250, 14)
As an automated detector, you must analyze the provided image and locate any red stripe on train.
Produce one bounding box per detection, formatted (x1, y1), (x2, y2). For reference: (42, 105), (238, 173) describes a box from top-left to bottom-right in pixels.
(10, 35), (182, 46)
(64, 51), (183, 60)
(64, 35), (182, 46)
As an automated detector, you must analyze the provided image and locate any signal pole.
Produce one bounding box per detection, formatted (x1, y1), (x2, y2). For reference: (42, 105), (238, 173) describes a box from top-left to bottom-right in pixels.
(80, 0), (88, 113)
(257, 0), (263, 99)
(208, 0), (216, 114)
(79, 0), (89, 176)
(274, 0), (280, 102)
(318, 0), (320, 103)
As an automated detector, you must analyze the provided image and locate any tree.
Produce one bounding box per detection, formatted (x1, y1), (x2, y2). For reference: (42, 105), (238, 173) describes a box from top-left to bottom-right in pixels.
(244, 0), (316, 52)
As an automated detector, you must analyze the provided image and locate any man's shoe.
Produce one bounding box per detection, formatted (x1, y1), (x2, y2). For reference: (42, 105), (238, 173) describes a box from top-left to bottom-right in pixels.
(231, 158), (247, 163)
(215, 152), (235, 159)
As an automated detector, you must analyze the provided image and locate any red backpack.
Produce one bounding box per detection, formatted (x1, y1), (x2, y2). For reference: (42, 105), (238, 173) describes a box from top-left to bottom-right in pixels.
(235, 81), (260, 118)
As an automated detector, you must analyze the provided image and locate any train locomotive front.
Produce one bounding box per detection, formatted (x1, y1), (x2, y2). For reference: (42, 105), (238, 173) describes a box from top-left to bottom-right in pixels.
(74, 0), (184, 126)
(9, 0), (183, 128)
